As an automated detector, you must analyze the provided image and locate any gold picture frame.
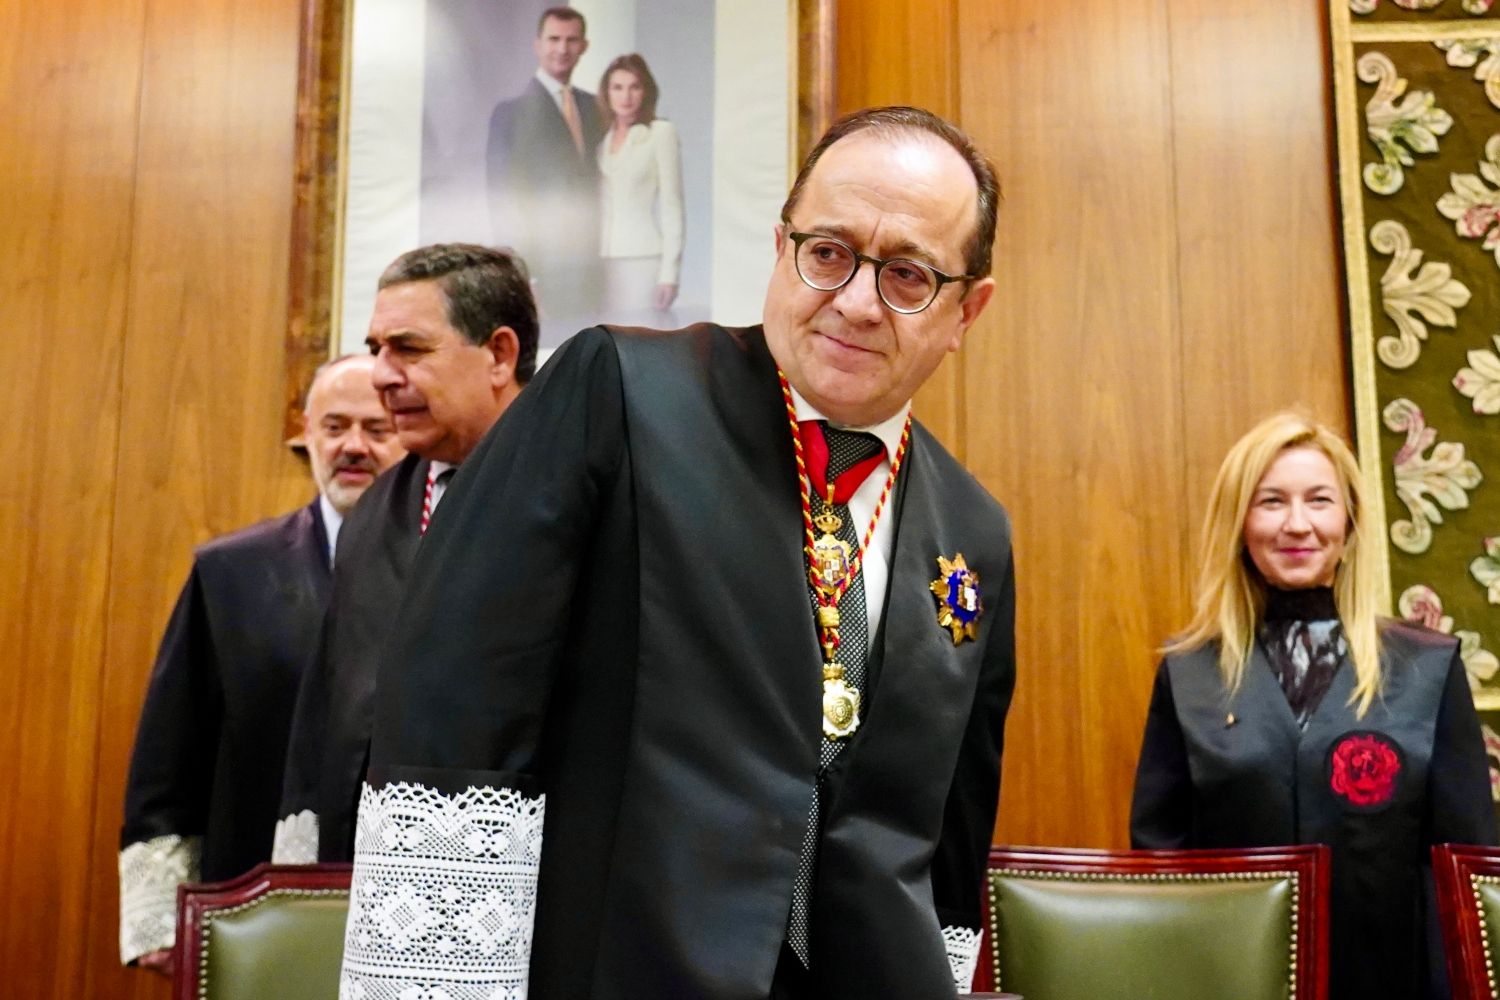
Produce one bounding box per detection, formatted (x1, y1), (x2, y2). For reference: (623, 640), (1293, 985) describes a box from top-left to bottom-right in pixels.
(281, 0), (835, 440)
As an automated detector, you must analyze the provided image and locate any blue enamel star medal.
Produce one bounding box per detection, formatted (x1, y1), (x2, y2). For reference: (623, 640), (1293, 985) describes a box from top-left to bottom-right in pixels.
(930, 553), (982, 644)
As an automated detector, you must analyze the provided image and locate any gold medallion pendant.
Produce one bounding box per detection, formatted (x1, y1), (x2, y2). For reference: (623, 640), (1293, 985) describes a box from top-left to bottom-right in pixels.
(822, 663), (861, 738)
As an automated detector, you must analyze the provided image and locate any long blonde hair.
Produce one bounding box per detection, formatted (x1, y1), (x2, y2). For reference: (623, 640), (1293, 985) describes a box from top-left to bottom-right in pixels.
(1167, 412), (1383, 717)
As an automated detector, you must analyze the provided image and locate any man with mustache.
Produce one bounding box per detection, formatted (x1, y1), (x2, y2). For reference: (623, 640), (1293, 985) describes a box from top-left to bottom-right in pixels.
(274, 243), (535, 865)
(118, 353), (403, 973)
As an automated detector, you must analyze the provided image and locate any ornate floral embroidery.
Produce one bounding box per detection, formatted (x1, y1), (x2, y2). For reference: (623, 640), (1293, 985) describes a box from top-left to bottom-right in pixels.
(1457, 630), (1500, 688)
(1455, 335), (1500, 414)
(118, 833), (202, 963)
(1398, 582), (1454, 632)
(1397, 584), (1499, 688)
(1370, 220), (1470, 368)
(1438, 134), (1500, 269)
(1483, 723), (1500, 802)
(1436, 38), (1500, 110)
(942, 925), (982, 993)
(1352, 0), (1462, 12)
(1328, 732), (1404, 809)
(1471, 536), (1500, 604)
(1359, 51), (1454, 194)
(341, 781), (545, 1000)
(271, 809), (320, 865)
(1355, 0), (1496, 11)
(1384, 399), (1482, 554)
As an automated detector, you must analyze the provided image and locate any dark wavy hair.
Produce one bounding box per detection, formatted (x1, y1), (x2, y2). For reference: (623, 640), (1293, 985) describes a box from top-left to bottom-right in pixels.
(378, 243), (539, 383)
(597, 54), (659, 127)
(537, 6), (584, 36)
(780, 106), (1001, 280)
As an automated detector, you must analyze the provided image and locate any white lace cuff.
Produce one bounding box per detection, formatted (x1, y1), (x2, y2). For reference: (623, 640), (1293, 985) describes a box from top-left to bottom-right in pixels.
(119, 833), (202, 964)
(943, 924), (981, 994)
(340, 780), (546, 1000)
(271, 809), (320, 864)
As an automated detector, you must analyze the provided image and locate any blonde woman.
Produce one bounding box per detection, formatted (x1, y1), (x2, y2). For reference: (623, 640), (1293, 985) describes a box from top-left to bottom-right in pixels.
(595, 54), (683, 318)
(1130, 412), (1495, 1000)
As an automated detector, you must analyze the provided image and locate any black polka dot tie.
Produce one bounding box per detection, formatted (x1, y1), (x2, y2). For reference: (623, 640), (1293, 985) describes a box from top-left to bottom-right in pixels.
(787, 423), (884, 966)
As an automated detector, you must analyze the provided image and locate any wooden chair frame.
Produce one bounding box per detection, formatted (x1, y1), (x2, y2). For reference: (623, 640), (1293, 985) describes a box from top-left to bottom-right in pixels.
(173, 862), (352, 1000)
(974, 845), (1330, 1000)
(1434, 843), (1500, 1000)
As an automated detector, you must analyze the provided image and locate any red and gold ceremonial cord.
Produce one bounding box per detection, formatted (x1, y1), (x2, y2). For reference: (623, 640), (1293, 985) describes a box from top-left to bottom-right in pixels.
(778, 369), (911, 737)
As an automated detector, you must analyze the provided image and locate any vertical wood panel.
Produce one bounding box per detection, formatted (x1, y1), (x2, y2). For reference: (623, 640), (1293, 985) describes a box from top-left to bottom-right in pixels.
(0, 0), (144, 994)
(1167, 0), (1349, 513)
(81, 0), (308, 995)
(835, 0), (967, 457)
(957, 0), (1191, 848)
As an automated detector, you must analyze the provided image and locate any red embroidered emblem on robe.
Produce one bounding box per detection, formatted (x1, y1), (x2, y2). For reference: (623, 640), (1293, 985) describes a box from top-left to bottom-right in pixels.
(1328, 732), (1403, 808)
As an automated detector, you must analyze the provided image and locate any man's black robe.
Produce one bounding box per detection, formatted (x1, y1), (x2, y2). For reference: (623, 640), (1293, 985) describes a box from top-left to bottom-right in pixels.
(277, 453), (429, 862)
(344, 325), (1018, 1000)
(119, 500), (329, 962)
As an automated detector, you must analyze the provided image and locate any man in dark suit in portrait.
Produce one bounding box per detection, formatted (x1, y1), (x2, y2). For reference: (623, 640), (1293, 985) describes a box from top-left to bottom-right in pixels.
(487, 6), (605, 341)
(273, 243), (537, 867)
(340, 107), (1016, 1000)
(118, 353), (404, 973)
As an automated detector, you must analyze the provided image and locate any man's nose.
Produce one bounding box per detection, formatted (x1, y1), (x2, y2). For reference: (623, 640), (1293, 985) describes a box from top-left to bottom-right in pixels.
(833, 260), (884, 324)
(342, 426), (372, 456)
(371, 350), (401, 390)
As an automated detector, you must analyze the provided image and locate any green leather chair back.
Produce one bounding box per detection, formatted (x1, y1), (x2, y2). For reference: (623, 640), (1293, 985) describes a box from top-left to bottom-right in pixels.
(987, 867), (1301, 1000)
(194, 886), (348, 1000)
(1433, 844), (1500, 999)
(1472, 878), (1500, 995)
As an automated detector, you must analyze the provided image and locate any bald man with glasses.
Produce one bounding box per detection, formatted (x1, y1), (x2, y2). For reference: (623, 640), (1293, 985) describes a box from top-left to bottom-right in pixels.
(343, 106), (1016, 1000)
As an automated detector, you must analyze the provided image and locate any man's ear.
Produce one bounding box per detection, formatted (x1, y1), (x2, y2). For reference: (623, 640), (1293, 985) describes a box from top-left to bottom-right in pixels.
(949, 277), (996, 352)
(486, 326), (521, 386)
(773, 223), (788, 258)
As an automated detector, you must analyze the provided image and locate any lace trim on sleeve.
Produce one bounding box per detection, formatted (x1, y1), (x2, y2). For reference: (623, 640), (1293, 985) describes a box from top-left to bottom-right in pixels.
(340, 780), (546, 1000)
(271, 809), (320, 864)
(118, 833), (202, 964)
(942, 924), (982, 994)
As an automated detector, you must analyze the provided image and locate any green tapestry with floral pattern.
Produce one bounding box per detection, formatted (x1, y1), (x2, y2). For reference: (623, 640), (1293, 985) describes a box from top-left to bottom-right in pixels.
(1331, 0), (1500, 795)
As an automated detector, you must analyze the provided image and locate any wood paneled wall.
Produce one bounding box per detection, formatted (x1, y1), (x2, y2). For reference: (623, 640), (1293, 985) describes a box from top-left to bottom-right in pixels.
(0, 0), (1346, 996)
(842, 0), (1349, 849)
(1, 0), (307, 996)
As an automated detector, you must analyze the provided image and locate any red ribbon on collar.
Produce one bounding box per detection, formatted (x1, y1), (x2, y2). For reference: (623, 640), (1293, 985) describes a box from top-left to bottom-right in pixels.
(797, 420), (886, 506)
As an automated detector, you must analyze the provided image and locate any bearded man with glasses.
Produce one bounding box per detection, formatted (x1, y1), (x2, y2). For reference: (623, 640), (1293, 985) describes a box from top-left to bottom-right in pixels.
(342, 106), (1016, 1000)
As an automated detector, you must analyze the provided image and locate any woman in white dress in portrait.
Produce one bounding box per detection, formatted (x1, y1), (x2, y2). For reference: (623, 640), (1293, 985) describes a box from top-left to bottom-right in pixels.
(596, 54), (684, 320)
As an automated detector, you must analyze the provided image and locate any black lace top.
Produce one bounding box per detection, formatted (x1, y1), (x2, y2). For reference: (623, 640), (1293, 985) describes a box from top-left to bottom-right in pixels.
(1258, 586), (1345, 730)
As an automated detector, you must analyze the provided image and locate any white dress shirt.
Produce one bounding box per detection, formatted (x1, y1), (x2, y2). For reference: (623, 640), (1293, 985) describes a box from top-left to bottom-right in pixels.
(318, 495), (344, 565)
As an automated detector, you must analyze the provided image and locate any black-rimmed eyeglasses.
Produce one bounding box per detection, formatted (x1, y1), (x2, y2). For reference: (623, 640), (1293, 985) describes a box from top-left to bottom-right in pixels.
(786, 231), (975, 315)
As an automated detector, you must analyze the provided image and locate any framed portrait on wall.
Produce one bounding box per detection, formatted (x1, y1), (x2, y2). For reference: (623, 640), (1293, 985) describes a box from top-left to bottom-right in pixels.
(283, 0), (833, 438)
